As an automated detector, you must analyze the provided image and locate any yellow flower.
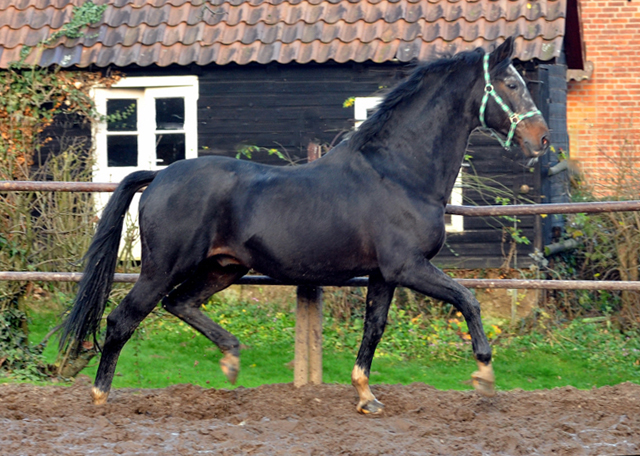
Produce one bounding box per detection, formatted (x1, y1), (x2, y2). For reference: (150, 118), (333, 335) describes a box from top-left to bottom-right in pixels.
(343, 97), (355, 108)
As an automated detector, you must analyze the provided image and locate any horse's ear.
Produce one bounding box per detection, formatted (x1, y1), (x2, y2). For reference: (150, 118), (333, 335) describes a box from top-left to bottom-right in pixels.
(489, 37), (515, 69)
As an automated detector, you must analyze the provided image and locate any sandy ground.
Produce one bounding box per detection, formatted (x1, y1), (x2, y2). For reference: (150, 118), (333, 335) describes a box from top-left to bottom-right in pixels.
(1, 378), (639, 456)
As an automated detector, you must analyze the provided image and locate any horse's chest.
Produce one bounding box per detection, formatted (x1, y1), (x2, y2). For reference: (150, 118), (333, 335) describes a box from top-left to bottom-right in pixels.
(417, 219), (446, 259)
(387, 206), (447, 259)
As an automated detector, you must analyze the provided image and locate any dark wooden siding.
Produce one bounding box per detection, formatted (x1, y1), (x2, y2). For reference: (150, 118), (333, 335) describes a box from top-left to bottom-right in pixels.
(436, 131), (538, 269)
(538, 62), (570, 246)
(196, 62), (404, 165)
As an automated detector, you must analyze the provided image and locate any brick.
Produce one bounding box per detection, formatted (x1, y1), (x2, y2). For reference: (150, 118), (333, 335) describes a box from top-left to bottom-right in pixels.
(566, 0), (639, 183)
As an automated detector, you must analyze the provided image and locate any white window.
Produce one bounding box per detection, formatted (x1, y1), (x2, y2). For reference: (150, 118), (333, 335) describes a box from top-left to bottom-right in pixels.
(354, 97), (464, 233)
(447, 171), (464, 233)
(93, 76), (199, 258)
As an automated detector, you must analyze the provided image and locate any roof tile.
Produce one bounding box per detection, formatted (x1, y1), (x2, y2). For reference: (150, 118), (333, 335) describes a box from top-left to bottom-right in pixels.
(0, 25), (50, 47)
(0, 0), (570, 69)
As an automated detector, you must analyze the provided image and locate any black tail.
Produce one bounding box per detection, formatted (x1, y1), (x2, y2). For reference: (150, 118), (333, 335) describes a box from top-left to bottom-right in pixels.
(59, 170), (158, 354)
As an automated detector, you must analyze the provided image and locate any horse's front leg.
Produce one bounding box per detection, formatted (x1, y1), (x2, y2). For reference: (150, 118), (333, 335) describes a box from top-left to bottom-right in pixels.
(384, 257), (496, 397)
(352, 270), (396, 414)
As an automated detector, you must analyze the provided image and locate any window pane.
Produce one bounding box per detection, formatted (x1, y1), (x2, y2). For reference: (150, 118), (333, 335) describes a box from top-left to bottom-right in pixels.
(156, 133), (185, 165)
(107, 99), (137, 132)
(107, 135), (138, 167)
(156, 98), (184, 130)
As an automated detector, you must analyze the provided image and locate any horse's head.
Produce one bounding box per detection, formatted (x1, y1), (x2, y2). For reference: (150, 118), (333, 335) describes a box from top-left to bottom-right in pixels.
(480, 37), (550, 158)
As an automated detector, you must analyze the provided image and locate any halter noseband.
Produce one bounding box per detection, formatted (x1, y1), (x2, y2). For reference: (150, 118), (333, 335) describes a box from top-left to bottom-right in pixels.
(479, 53), (541, 150)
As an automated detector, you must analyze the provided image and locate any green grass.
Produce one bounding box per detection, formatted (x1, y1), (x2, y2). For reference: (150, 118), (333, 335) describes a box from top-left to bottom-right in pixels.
(9, 295), (640, 392)
(491, 346), (633, 390)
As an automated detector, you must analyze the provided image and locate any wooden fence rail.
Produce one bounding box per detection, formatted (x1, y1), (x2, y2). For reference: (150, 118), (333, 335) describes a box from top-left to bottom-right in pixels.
(3, 180), (640, 216)
(1, 271), (640, 291)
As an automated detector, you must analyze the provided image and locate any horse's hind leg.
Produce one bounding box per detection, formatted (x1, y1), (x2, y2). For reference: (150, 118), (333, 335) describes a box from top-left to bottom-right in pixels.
(92, 275), (171, 405)
(161, 260), (249, 384)
(352, 270), (395, 414)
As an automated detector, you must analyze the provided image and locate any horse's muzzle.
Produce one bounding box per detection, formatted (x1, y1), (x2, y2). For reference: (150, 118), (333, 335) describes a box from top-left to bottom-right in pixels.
(520, 128), (550, 158)
(529, 134), (550, 157)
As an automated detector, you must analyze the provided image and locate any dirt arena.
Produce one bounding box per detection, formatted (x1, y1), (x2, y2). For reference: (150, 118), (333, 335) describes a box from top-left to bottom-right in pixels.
(1, 378), (639, 455)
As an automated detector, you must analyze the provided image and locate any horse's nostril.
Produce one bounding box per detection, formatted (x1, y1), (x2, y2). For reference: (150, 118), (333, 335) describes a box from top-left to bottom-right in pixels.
(541, 135), (550, 148)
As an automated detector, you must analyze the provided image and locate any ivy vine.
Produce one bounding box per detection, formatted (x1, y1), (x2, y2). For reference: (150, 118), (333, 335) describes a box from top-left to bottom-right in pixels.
(0, 0), (114, 380)
(0, 1), (118, 180)
(17, 1), (108, 66)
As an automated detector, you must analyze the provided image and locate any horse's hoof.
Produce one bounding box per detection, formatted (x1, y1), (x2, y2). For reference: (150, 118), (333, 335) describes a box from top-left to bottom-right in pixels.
(472, 375), (496, 397)
(357, 399), (385, 415)
(471, 369), (496, 397)
(91, 387), (109, 405)
(220, 353), (240, 384)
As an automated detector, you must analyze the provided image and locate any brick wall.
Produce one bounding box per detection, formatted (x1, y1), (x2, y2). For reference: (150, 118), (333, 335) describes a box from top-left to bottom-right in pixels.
(566, 0), (640, 192)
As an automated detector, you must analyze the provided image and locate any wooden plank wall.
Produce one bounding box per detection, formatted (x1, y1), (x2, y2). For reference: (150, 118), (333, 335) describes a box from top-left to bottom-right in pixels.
(438, 131), (538, 269)
(538, 62), (571, 246)
(196, 61), (404, 165)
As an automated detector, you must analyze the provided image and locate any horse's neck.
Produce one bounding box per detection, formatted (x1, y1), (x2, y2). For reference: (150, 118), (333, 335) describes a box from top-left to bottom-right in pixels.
(366, 87), (479, 205)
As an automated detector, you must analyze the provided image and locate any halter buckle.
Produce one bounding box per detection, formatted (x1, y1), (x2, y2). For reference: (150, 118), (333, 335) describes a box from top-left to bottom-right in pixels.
(484, 84), (494, 94)
(509, 113), (520, 124)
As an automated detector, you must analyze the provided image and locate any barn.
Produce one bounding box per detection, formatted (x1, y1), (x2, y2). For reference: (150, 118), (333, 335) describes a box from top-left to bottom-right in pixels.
(0, 0), (586, 268)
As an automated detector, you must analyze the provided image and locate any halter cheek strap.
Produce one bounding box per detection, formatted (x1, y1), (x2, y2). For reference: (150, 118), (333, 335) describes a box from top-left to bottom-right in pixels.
(479, 53), (541, 150)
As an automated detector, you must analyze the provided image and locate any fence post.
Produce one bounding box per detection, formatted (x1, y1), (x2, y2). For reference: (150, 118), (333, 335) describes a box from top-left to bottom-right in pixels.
(294, 287), (309, 387)
(293, 143), (324, 387)
(308, 286), (323, 384)
(294, 285), (323, 386)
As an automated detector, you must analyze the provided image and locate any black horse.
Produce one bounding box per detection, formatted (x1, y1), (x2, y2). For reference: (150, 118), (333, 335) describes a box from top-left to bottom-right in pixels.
(61, 37), (549, 414)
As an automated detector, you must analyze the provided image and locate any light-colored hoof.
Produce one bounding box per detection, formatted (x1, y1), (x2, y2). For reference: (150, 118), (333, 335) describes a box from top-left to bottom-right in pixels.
(91, 387), (109, 405)
(357, 398), (385, 415)
(220, 352), (240, 384)
(472, 361), (496, 397)
(472, 375), (496, 397)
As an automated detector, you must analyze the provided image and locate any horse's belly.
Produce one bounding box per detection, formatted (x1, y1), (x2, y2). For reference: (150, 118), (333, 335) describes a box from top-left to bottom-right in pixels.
(243, 232), (376, 284)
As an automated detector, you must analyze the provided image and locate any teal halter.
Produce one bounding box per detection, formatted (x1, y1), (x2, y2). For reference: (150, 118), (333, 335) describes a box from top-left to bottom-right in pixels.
(479, 53), (542, 150)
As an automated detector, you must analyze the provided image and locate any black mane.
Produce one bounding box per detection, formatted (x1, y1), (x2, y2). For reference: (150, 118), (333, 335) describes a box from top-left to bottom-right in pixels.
(350, 47), (496, 152)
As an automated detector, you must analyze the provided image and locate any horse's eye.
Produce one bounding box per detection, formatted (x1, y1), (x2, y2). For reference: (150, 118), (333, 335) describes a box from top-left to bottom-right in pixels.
(507, 83), (518, 90)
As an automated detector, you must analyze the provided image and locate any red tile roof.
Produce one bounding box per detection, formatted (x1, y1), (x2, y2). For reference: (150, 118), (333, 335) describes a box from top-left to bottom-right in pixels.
(0, 0), (570, 69)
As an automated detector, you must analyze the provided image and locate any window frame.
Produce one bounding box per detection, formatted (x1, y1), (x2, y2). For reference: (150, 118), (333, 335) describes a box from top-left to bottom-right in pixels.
(91, 76), (199, 259)
(93, 75), (199, 179)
